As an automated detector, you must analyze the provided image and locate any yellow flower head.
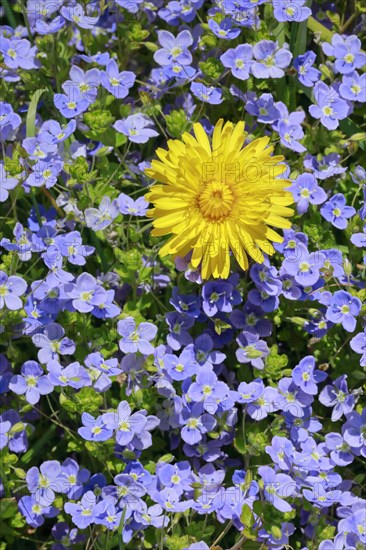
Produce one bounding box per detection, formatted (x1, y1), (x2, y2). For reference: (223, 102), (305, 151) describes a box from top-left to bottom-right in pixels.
(145, 119), (293, 280)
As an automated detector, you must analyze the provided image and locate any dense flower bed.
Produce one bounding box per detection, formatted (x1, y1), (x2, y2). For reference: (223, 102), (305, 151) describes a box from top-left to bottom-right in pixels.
(0, 0), (366, 549)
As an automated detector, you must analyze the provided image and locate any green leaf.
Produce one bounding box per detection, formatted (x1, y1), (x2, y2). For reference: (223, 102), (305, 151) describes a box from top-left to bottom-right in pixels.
(21, 424), (57, 464)
(144, 41), (159, 52)
(157, 453), (175, 463)
(271, 526), (283, 540)
(253, 500), (264, 516)
(339, 119), (366, 151)
(349, 132), (366, 142)
(0, 498), (19, 520)
(2, 0), (17, 27)
(234, 435), (246, 453)
(307, 16), (333, 41)
(26, 88), (48, 138)
(60, 387), (103, 415)
(242, 528), (257, 541)
(241, 503), (254, 528)
(292, 1), (312, 58)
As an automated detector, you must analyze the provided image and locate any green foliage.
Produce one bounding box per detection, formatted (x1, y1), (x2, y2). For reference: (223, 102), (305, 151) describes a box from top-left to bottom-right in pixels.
(258, 345), (292, 381)
(199, 57), (223, 80)
(247, 428), (268, 456)
(60, 387), (103, 415)
(165, 535), (193, 550)
(165, 109), (191, 138)
(66, 156), (98, 187)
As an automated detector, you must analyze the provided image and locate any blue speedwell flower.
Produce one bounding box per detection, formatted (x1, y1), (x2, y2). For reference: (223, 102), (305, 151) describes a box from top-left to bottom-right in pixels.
(293, 51), (321, 87)
(117, 317), (157, 355)
(288, 173), (327, 214)
(251, 40), (292, 78)
(309, 82), (349, 130)
(325, 290), (362, 332)
(9, 361), (53, 404)
(320, 193), (356, 229)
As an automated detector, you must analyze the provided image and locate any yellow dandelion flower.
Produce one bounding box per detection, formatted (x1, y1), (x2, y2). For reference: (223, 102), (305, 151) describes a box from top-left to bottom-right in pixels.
(145, 119), (293, 280)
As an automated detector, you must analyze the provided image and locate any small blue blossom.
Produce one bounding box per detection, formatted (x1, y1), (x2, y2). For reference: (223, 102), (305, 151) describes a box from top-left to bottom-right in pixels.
(319, 375), (355, 421)
(309, 82), (349, 130)
(25, 160), (63, 189)
(47, 360), (91, 390)
(234, 379), (264, 404)
(58, 458), (90, 500)
(247, 386), (278, 420)
(293, 51), (321, 87)
(65, 273), (108, 314)
(324, 433), (358, 466)
(165, 312), (194, 351)
(303, 484), (341, 508)
(325, 34), (366, 74)
(325, 290), (362, 332)
(258, 465), (295, 512)
(100, 59), (135, 98)
(350, 329), (366, 366)
(292, 355), (327, 395)
(114, 114), (159, 144)
(154, 30), (193, 67)
(0, 102), (21, 141)
(104, 401), (149, 446)
(0, 163), (18, 202)
(235, 331), (269, 370)
(0, 271), (27, 310)
(25, 460), (62, 505)
(273, 0), (312, 21)
(18, 495), (58, 528)
(64, 491), (99, 529)
(187, 367), (229, 412)
(163, 348), (198, 381)
(282, 243), (325, 286)
(320, 193), (356, 229)
(245, 92), (281, 123)
(85, 196), (120, 230)
(0, 37), (39, 70)
(180, 403), (216, 444)
(117, 316), (157, 355)
(339, 71), (366, 102)
(265, 435), (295, 469)
(118, 193), (149, 216)
(78, 412), (114, 442)
(190, 83), (223, 104)
(54, 88), (89, 118)
(32, 323), (76, 363)
(220, 44), (253, 80)
(60, 3), (100, 29)
(252, 40), (292, 78)
(62, 65), (100, 104)
(39, 119), (76, 144)
(208, 18), (241, 40)
(303, 152), (347, 179)
(9, 360), (53, 405)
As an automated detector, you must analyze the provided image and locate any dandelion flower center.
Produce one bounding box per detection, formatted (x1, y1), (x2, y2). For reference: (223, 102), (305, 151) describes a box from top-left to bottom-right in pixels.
(145, 119), (293, 279)
(198, 181), (235, 221)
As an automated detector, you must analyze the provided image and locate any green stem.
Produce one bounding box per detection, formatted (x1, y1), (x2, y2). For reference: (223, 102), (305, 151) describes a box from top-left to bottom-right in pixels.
(88, 229), (109, 273)
(340, 11), (359, 33)
(53, 34), (61, 92)
(30, 189), (42, 227)
(19, 0), (33, 43)
(210, 521), (233, 549)
(0, 454), (10, 496)
(307, 16), (333, 42)
(118, 507), (127, 550)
